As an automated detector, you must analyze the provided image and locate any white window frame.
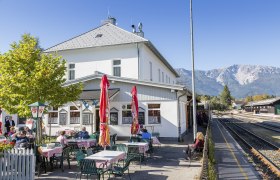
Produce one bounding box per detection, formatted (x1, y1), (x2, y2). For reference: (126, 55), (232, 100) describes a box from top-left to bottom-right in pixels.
(113, 60), (121, 77)
(149, 61), (152, 81)
(69, 63), (75, 80)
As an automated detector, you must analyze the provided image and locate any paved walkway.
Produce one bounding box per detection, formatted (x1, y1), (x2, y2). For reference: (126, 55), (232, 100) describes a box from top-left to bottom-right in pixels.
(36, 130), (203, 180)
(212, 117), (261, 180)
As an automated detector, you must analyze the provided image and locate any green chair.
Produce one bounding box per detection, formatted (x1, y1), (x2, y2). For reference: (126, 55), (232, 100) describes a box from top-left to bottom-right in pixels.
(76, 159), (108, 180)
(52, 146), (71, 172)
(115, 144), (127, 153)
(127, 145), (145, 168)
(76, 150), (85, 166)
(108, 155), (136, 180)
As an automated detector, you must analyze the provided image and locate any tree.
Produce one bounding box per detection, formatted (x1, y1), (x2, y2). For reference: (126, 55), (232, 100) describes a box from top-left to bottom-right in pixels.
(220, 85), (232, 108)
(0, 34), (83, 117)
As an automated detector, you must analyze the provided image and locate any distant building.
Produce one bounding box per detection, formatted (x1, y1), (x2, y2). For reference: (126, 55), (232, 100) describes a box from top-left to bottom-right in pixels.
(244, 97), (280, 115)
(232, 100), (245, 110)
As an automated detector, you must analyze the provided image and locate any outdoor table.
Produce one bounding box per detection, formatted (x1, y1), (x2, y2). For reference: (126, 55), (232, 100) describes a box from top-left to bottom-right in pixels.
(122, 142), (149, 154)
(152, 136), (161, 145)
(0, 136), (7, 143)
(40, 146), (63, 158)
(85, 150), (126, 168)
(66, 139), (96, 148)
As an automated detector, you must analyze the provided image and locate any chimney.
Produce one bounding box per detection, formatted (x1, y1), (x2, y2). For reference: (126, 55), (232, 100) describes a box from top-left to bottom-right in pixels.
(102, 16), (117, 25)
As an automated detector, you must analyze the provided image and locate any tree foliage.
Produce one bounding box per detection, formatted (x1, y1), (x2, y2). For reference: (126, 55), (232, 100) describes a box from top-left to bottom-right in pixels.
(0, 34), (83, 117)
(220, 85), (232, 108)
(244, 94), (274, 103)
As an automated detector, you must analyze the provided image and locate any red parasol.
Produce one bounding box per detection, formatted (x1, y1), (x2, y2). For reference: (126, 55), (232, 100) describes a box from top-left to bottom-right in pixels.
(99, 75), (110, 147)
(131, 86), (139, 135)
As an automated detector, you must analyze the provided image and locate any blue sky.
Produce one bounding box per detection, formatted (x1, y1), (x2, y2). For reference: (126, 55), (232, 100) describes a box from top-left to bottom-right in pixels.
(1, 0), (280, 70)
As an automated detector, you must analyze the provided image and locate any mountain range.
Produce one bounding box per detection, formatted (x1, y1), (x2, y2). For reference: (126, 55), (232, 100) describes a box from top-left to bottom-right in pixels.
(176, 64), (280, 98)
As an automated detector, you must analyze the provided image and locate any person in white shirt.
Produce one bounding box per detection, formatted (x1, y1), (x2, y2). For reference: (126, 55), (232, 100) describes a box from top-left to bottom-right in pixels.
(56, 131), (67, 147)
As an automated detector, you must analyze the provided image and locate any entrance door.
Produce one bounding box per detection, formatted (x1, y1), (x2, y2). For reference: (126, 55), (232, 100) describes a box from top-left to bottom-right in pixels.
(95, 110), (100, 132)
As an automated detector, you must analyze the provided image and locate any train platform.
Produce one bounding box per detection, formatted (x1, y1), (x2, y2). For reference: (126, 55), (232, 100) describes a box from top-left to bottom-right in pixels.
(212, 117), (261, 179)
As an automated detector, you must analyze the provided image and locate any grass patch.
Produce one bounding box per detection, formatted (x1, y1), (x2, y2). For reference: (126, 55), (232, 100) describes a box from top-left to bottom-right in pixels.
(208, 124), (217, 180)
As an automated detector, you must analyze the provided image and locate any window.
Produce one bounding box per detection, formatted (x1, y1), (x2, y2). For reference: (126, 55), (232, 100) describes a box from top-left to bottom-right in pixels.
(162, 72), (164, 82)
(138, 107), (145, 125)
(113, 60), (121, 77)
(149, 62), (152, 81)
(59, 109), (67, 125)
(95, 34), (103, 38)
(148, 104), (161, 124)
(70, 106), (80, 124)
(158, 69), (161, 82)
(122, 104), (132, 124)
(18, 117), (27, 125)
(110, 112), (118, 125)
(82, 113), (92, 125)
(166, 75), (168, 83)
(69, 63), (75, 80)
(48, 112), (58, 124)
(110, 108), (119, 125)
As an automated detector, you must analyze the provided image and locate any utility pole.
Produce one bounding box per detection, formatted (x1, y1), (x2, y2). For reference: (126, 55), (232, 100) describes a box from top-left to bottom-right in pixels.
(190, 0), (197, 141)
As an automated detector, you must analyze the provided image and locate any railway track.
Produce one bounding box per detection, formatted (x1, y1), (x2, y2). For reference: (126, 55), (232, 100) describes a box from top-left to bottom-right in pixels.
(218, 119), (280, 178)
(231, 113), (280, 133)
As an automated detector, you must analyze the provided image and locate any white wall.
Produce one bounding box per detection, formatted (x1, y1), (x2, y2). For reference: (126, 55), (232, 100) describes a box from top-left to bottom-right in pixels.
(55, 44), (139, 80)
(139, 45), (177, 84)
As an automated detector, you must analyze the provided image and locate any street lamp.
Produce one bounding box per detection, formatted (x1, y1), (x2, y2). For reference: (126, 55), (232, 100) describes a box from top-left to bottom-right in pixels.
(28, 102), (46, 145)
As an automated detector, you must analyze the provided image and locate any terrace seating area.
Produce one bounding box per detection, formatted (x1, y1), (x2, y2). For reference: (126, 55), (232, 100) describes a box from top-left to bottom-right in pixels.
(32, 131), (204, 180)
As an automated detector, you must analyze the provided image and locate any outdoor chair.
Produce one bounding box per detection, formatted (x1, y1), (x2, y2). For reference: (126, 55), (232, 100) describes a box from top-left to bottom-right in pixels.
(115, 144), (127, 153)
(76, 150), (86, 167)
(130, 136), (140, 142)
(76, 159), (108, 180)
(142, 139), (154, 157)
(127, 145), (145, 168)
(52, 146), (71, 172)
(185, 145), (203, 166)
(35, 146), (47, 177)
(110, 133), (117, 146)
(67, 141), (80, 155)
(108, 155), (137, 180)
(86, 148), (94, 156)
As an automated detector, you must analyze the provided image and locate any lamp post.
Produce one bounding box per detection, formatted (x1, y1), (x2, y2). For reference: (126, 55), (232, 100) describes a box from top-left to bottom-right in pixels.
(28, 102), (46, 145)
(190, 0), (197, 141)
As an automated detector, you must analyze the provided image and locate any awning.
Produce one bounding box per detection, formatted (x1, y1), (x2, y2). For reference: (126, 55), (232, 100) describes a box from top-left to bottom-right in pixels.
(79, 88), (120, 101)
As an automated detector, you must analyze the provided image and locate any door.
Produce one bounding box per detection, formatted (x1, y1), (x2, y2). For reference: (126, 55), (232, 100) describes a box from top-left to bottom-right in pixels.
(95, 110), (100, 132)
(275, 104), (280, 115)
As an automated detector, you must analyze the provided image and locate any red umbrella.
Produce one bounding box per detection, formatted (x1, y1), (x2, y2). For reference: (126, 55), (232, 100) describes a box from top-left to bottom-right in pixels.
(99, 75), (110, 147)
(131, 86), (139, 135)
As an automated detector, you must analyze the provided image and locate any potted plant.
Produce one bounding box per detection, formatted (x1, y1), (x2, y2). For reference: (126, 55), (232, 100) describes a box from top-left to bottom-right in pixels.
(0, 142), (14, 157)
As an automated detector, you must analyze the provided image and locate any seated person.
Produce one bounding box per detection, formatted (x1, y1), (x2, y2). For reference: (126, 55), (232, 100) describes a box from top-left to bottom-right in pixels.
(78, 127), (90, 139)
(8, 126), (16, 137)
(141, 129), (151, 139)
(185, 132), (204, 159)
(14, 130), (29, 148)
(24, 126), (33, 137)
(56, 130), (67, 147)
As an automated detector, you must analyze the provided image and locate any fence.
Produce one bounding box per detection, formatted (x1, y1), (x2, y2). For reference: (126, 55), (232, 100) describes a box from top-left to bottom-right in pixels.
(0, 148), (35, 180)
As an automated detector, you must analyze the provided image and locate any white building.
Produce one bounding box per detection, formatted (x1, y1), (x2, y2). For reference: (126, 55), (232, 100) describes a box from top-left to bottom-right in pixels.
(3, 18), (192, 140)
